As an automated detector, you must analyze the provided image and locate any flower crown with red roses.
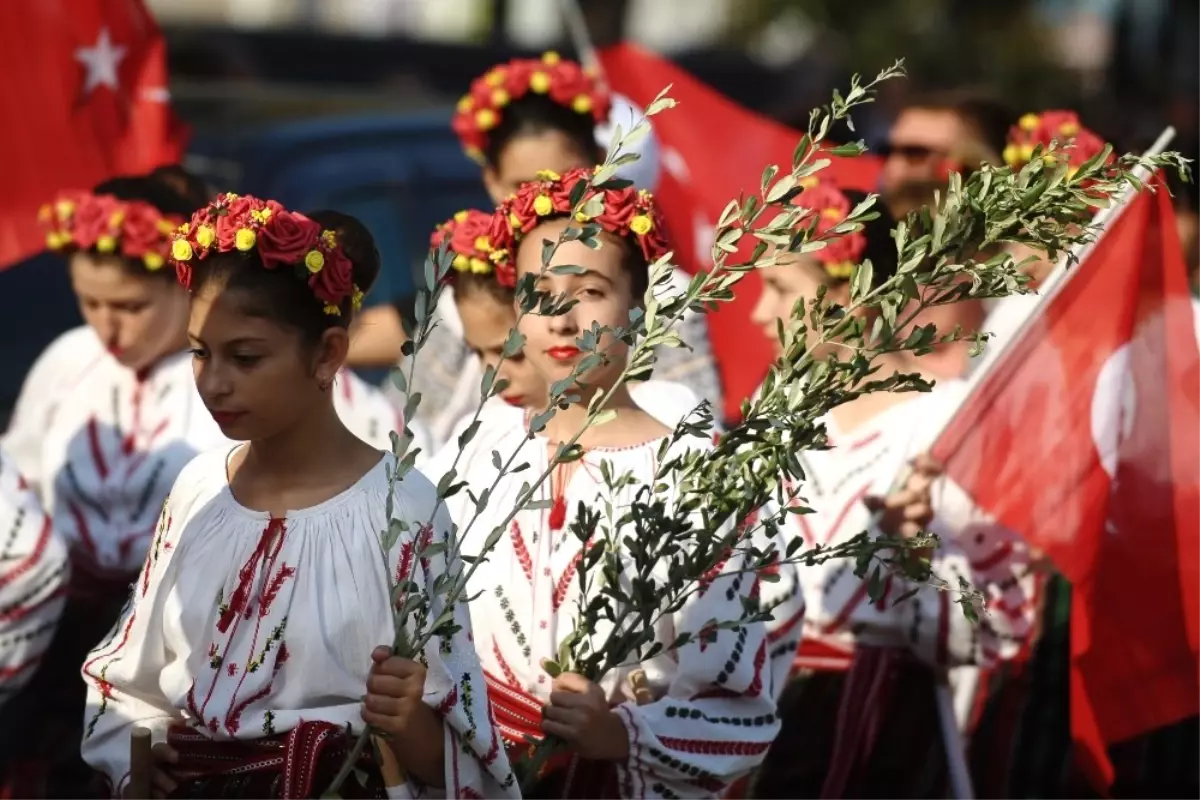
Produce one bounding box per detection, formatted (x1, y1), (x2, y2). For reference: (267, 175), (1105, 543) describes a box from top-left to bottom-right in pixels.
(430, 209), (505, 285)
(791, 179), (867, 280)
(486, 167), (669, 286)
(40, 191), (181, 272)
(1003, 110), (1109, 174)
(168, 193), (364, 315)
(452, 51), (611, 164)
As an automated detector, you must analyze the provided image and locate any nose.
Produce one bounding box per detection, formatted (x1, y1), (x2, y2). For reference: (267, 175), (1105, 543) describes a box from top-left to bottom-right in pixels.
(193, 358), (232, 405)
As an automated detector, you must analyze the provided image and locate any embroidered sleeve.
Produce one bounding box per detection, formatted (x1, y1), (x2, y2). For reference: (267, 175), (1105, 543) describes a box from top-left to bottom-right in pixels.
(80, 498), (181, 797)
(390, 495), (519, 799)
(0, 454), (68, 709)
(903, 475), (1040, 668)
(614, 550), (779, 798)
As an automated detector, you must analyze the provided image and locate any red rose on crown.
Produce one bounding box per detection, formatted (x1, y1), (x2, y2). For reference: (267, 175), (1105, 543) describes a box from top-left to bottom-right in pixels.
(214, 195), (254, 250)
(70, 194), (120, 249)
(258, 208), (320, 269)
(120, 203), (167, 257)
(793, 181), (867, 269)
(310, 249), (354, 305)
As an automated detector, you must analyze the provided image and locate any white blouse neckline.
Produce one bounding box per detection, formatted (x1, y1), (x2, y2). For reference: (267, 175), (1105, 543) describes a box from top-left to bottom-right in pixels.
(220, 444), (389, 522)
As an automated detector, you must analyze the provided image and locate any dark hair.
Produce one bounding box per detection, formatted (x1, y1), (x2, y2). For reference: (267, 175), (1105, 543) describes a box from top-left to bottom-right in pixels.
(188, 209), (381, 347)
(839, 190), (898, 290)
(483, 93), (603, 168)
(454, 271), (514, 308)
(87, 167), (207, 278)
(149, 164), (211, 208)
(900, 90), (1015, 165)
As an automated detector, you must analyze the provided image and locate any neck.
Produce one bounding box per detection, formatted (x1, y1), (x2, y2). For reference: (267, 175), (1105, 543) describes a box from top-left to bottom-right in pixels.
(243, 399), (356, 481)
(542, 380), (638, 444)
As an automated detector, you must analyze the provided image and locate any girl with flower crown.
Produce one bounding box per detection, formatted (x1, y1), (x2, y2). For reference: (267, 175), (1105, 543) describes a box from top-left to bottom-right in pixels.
(0, 170), (230, 797)
(417, 208), (704, 465)
(432, 168), (782, 799)
(351, 51), (722, 452)
(79, 194), (515, 799)
(745, 179), (1040, 797)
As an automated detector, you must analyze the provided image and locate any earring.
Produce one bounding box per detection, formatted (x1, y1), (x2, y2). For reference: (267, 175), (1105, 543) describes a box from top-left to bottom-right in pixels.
(319, 377), (331, 392)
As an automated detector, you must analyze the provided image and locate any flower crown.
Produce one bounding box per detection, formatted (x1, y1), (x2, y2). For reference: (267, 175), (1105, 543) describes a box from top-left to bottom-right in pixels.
(430, 209), (503, 285)
(40, 192), (181, 271)
(487, 167), (669, 286)
(169, 193), (363, 315)
(792, 179), (866, 280)
(1003, 111), (1108, 174)
(452, 52), (611, 163)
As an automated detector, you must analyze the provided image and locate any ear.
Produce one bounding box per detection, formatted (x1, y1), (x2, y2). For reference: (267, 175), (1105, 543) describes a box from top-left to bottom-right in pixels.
(313, 325), (350, 386)
(482, 165), (506, 206)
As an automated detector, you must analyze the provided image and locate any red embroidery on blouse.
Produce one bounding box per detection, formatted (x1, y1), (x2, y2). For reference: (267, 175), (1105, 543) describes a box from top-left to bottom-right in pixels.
(435, 684), (460, 716)
(658, 736), (771, 757)
(86, 417), (109, 480)
(508, 521), (534, 584)
(0, 517), (53, 589)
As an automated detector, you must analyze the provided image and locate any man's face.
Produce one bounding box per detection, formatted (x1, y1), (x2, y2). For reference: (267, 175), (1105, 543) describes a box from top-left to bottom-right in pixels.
(882, 108), (971, 197)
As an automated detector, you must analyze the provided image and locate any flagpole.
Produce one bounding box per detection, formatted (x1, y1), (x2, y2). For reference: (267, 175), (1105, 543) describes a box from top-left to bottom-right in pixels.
(556, 0), (605, 79)
(919, 125), (1175, 800)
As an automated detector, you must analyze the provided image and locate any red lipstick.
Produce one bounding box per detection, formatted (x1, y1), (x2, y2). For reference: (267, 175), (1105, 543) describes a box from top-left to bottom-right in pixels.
(501, 395), (526, 407)
(210, 411), (245, 426)
(546, 346), (582, 362)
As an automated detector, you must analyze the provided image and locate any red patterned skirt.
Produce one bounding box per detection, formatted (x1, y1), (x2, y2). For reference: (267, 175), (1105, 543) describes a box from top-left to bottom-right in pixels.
(165, 723), (386, 799)
(485, 672), (622, 799)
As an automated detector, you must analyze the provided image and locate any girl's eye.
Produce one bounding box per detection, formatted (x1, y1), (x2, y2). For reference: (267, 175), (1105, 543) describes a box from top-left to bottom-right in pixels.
(580, 287), (604, 299)
(233, 354), (262, 367)
(189, 348), (208, 360)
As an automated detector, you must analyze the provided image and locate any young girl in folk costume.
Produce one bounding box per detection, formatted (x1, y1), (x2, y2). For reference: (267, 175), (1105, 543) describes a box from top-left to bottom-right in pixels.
(748, 180), (1039, 798)
(436, 169), (778, 799)
(355, 52), (721, 451)
(81, 194), (515, 799)
(419, 209), (703, 465)
(0, 171), (218, 797)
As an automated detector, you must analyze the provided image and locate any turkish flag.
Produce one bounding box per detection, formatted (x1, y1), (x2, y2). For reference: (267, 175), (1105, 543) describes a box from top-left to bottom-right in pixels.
(930, 180), (1200, 790)
(597, 42), (882, 421)
(0, 0), (188, 269)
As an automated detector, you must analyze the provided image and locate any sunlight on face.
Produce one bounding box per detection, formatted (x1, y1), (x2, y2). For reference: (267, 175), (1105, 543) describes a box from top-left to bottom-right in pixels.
(187, 281), (340, 441)
(483, 130), (591, 205)
(750, 255), (847, 359)
(456, 288), (548, 409)
(69, 252), (190, 371)
(514, 218), (637, 399)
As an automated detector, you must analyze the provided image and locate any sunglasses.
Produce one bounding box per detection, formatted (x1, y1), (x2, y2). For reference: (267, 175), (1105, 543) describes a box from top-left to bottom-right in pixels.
(881, 142), (947, 162)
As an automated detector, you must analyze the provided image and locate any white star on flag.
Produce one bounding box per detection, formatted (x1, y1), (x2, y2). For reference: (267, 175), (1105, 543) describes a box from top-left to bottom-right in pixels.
(75, 27), (126, 94)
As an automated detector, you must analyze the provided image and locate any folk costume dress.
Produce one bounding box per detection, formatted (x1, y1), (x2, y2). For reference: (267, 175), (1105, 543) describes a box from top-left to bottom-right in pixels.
(752, 382), (1039, 798)
(426, 420), (779, 799)
(0, 325), (230, 796)
(0, 448), (69, 707)
(80, 447), (518, 800)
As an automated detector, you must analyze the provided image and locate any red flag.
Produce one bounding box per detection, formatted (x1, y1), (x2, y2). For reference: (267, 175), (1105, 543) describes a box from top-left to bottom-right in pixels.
(0, 0), (188, 269)
(597, 43), (882, 421)
(931, 181), (1200, 789)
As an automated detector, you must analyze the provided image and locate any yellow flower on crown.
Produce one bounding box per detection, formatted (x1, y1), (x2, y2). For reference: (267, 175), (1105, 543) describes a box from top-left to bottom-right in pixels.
(508, 212), (521, 229)
(1003, 144), (1021, 166)
(177, 222), (191, 234)
(56, 200), (76, 220)
(1018, 113), (1040, 131)
(542, 51), (561, 66)
(469, 257), (490, 273)
(144, 252), (165, 271)
(485, 68), (506, 87)
(351, 286), (364, 311)
(45, 231), (65, 250)
(533, 195), (553, 216)
(530, 71), (551, 93)
(535, 169), (560, 181)
(323, 303), (339, 316)
(321, 229), (338, 247)
(195, 224), (215, 248)
(630, 215), (654, 236)
(96, 235), (117, 253)
(826, 261), (855, 279)
(571, 95), (593, 114)
(157, 219), (176, 235)
(799, 176), (820, 190)
(1058, 120), (1079, 136)
(172, 239), (194, 261)
(454, 210), (469, 224)
(457, 95), (473, 114)
(491, 88), (510, 107)
(821, 207), (843, 221)
(474, 235), (492, 252)
(38, 204), (52, 222)
(476, 108), (498, 130)
(109, 210), (126, 227)
(305, 250), (325, 273)
(251, 207), (273, 224)
(235, 229), (256, 251)
(452, 254), (469, 271)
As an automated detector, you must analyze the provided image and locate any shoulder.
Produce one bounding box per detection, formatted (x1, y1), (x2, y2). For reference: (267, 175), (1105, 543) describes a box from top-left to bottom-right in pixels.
(164, 447), (233, 518)
(631, 379), (701, 429)
(23, 325), (105, 390)
(365, 453), (445, 523)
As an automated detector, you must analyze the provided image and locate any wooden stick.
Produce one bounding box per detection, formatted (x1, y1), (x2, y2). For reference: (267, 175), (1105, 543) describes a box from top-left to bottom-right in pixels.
(628, 669), (654, 705)
(128, 727), (153, 799)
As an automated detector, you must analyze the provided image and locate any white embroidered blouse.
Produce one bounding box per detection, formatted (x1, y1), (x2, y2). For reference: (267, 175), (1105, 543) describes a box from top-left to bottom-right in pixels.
(0, 449), (69, 709)
(80, 447), (517, 799)
(426, 421), (779, 798)
(783, 382), (1039, 671)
